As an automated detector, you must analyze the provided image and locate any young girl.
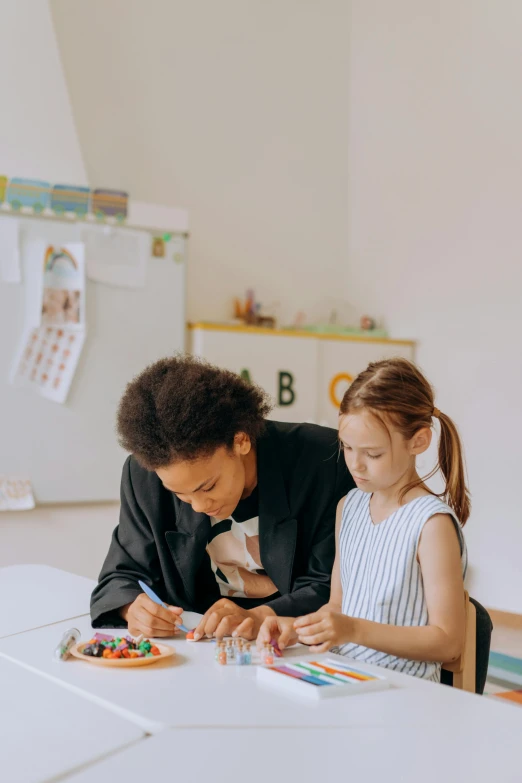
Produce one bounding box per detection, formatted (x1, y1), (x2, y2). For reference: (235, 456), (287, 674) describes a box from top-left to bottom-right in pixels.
(257, 358), (470, 681)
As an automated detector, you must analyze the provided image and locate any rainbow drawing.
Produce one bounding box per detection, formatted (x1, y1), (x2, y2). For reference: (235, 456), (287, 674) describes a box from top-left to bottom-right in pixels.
(43, 247), (78, 272)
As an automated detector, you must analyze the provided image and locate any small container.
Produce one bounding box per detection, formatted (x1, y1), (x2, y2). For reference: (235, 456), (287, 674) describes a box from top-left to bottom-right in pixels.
(236, 641), (245, 665)
(244, 643), (252, 666)
(226, 639), (236, 663)
(218, 647), (227, 666)
(264, 645), (274, 666)
(54, 628), (81, 661)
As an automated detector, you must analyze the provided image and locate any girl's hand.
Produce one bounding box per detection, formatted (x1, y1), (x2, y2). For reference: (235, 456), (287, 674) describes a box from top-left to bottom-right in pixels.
(256, 616), (298, 652)
(294, 610), (355, 653)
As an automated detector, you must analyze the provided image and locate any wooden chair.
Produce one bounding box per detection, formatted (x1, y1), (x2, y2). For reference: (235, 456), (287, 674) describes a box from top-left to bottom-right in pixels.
(442, 591), (477, 692)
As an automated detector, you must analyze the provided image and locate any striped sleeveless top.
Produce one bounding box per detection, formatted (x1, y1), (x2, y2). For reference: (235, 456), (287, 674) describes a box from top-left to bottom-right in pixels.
(335, 489), (467, 682)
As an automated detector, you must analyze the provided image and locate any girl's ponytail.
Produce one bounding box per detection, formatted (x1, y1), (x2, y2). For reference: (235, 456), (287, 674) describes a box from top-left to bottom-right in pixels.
(437, 410), (471, 525)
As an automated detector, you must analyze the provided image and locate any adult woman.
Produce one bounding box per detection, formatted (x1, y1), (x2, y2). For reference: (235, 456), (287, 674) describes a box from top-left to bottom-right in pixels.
(91, 355), (354, 640)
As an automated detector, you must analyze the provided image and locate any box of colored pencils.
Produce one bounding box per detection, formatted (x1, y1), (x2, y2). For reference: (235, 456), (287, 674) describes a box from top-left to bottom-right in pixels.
(257, 655), (390, 699)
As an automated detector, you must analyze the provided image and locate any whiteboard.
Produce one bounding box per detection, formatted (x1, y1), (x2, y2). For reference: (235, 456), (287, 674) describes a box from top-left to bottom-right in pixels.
(0, 211), (186, 502)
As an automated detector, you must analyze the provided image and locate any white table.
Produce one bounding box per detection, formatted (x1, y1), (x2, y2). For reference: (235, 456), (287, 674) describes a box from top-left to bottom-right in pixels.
(0, 565), (94, 638)
(0, 656), (143, 783)
(64, 722), (522, 783)
(1, 614), (518, 736)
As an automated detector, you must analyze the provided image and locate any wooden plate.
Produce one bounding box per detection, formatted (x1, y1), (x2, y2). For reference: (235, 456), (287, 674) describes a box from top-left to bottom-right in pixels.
(70, 642), (175, 667)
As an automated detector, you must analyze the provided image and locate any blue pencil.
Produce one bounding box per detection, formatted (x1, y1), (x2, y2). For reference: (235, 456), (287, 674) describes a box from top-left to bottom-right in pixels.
(137, 579), (191, 633)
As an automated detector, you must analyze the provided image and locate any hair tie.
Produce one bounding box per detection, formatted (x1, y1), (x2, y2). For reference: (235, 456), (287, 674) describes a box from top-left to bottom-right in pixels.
(432, 407), (441, 419)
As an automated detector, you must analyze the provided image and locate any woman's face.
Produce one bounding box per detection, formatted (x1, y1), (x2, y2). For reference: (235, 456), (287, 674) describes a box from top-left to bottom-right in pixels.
(156, 433), (253, 521)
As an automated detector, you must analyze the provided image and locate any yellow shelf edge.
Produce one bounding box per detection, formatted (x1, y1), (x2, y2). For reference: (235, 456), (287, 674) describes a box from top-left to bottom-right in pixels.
(187, 322), (415, 347)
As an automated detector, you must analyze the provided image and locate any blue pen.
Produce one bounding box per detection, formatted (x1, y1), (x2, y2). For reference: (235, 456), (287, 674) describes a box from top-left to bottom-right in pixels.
(138, 579), (191, 633)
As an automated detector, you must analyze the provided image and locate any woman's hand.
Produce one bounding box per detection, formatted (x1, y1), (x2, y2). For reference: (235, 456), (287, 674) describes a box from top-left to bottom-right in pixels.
(120, 594), (184, 638)
(193, 598), (273, 640)
(294, 610), (355, 653)
(256, 615), (298, 651)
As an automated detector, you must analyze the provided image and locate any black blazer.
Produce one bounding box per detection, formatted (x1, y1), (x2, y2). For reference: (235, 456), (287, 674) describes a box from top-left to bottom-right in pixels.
(91, 421), (354, 627)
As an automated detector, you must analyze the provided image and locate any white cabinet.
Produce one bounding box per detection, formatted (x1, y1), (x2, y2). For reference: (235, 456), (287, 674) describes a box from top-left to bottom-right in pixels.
(317, 337), (415, 426)
(190, 324), (415, 428)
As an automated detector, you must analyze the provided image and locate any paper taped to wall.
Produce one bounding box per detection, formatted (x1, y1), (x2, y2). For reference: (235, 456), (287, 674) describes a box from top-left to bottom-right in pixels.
(10, 241), (86, 404)
(83, 225), (149, 288)
(0, 476), (35, 511)
(0, 216), (21, 283)
(11, 326), (86, 404)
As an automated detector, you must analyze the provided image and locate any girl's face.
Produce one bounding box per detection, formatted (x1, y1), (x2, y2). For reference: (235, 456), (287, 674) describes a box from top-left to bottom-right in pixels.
(156, 433), (253, 521)
(339, 409), (430, 494)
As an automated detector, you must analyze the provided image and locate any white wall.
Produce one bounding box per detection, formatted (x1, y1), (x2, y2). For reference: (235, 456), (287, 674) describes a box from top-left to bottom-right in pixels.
(0, 3), (189, 504)
(0, 1), (86, 182)
(348, 0), (522, 612)
(0, 0), (87, 481)
(49, 0), (350, 326)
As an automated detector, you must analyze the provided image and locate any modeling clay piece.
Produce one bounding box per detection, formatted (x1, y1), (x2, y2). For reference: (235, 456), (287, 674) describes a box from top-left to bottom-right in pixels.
(81, 635), (162, 659)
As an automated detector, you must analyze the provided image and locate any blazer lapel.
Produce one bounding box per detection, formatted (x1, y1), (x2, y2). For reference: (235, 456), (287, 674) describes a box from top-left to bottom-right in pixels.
(257, 427), (298, 595)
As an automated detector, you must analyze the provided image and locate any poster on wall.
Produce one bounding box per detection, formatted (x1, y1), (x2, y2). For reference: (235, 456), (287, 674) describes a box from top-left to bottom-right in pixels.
(40, 244), (85, 328)
(10, 242), (86, 404)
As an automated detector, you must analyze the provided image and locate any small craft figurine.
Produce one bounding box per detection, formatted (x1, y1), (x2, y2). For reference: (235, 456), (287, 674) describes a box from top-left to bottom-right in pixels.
(360, 315), (376, 331)
(233, 290), (276, 328)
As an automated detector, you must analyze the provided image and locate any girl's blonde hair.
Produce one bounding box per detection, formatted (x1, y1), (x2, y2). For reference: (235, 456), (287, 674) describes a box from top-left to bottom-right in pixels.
(340, 358), (471, 524)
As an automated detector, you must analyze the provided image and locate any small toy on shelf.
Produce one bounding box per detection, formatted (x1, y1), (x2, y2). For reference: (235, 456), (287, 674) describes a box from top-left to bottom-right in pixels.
(360, 315), (376, 331)
(233, 290), (276, 328)
(292, 311), (307, 329)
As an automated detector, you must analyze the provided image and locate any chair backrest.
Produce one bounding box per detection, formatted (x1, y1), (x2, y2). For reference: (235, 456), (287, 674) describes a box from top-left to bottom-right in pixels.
(442, 591), (477, 692)
(470, 597), (493, 694)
